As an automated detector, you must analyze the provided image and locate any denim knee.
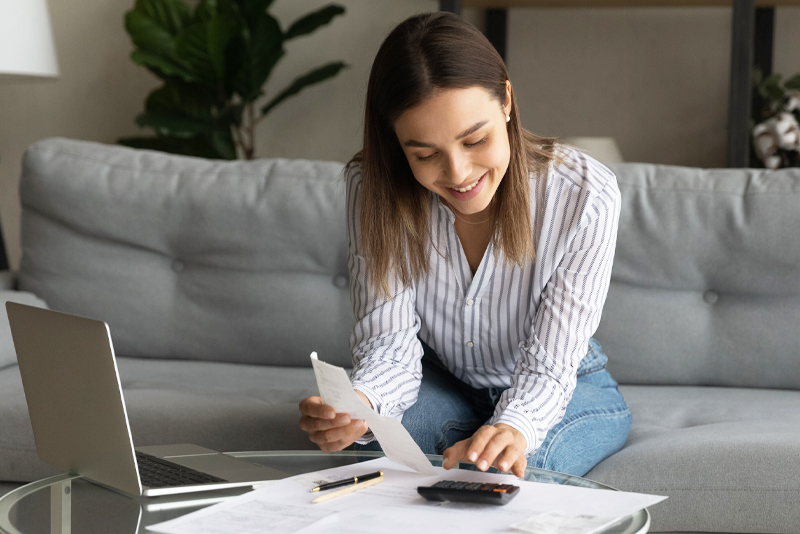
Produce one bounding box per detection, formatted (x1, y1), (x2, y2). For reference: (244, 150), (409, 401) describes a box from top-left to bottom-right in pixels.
(527, 408), (631, 477)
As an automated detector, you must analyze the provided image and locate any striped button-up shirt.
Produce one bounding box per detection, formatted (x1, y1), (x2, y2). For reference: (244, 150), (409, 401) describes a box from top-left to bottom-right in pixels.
(347, 147), (621, 456)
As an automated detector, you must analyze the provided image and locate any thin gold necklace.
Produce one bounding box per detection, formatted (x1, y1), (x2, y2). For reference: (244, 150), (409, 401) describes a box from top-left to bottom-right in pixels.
(442, 197), (494, 225)
(452, 210), (491, 225)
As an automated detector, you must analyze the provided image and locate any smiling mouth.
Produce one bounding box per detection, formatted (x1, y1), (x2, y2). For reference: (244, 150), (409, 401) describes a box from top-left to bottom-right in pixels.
(448, 173), (486, 193)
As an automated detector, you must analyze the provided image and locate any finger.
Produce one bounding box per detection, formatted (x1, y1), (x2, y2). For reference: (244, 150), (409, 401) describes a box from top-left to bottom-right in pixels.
(512, 456), (527, 479)
(442, 439), (471, 470)
(314, 419), (368, 452)
(315, 419), (366, 446)
(494, 441), (523, 473)
(465, 426), (497, 466)
(299, 412), (351, 433)
(299, 397), (336, 419)
(477, 430), (516, 471)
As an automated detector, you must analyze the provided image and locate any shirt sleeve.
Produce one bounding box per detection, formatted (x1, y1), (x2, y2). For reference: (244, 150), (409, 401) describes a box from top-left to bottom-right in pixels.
(489, 161), (621, 456)
(344, 163), (425, 445)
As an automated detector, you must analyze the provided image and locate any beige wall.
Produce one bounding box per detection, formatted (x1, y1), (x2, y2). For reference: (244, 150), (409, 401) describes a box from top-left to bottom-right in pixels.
(0, 1), (798, 269)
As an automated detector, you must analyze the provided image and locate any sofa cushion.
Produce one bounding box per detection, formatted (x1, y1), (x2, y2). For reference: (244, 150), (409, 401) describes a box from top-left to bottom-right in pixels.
(0, 291), (48, 370)
(18, 137), (353, 368)
(585, 385), (800, 534)
(0, 357), (322, 483)
(597, 164), (800, 389)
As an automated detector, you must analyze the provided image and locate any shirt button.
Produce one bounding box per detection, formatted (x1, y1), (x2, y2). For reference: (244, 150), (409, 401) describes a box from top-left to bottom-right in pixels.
(466, 341), (474, 348)
(571, 359), (577, 367)
(466, 298), (474, 306)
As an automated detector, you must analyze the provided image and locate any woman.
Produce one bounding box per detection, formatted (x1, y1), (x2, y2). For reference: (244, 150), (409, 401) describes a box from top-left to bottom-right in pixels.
(298, 12), (631, 478)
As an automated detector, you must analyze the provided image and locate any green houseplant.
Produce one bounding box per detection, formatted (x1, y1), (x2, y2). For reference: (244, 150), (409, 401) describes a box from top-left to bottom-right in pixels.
(119, 0), (346, 160)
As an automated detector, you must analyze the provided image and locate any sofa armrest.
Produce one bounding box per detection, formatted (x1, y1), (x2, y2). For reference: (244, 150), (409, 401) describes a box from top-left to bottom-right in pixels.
(0, 271), (16, 291)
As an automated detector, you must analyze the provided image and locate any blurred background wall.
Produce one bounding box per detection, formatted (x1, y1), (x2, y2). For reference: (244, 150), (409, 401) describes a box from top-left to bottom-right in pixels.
(0, 0), (798, 269)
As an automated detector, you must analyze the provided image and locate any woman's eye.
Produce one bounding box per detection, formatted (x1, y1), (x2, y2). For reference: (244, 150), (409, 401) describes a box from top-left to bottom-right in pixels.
(415, 137), (486, 162)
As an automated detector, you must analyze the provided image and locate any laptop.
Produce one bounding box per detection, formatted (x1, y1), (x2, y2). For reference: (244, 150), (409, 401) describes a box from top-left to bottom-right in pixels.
(6, 302), (286, 497)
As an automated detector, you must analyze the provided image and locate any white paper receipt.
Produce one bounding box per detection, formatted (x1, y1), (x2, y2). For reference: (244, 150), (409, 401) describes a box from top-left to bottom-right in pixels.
(310, 352), (436, 475)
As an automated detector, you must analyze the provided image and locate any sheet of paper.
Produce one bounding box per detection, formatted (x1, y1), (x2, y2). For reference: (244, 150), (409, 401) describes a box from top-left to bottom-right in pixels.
(147, 457), (667, 534)
(310, 352), (437, 475)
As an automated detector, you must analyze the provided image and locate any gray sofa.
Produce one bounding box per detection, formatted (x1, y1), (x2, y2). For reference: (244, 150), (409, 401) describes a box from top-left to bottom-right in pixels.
(1, 137), (798, 533)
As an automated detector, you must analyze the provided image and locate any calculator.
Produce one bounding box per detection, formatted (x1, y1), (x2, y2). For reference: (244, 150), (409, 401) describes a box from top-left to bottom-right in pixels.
(417, 480), (520, 505)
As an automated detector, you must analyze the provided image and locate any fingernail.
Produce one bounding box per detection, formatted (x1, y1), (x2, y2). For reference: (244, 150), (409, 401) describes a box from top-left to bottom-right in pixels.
(468, 452), (477, 462)
(326, 411), (335, 419)
(342, 416), (351, 424)
(478, 460), (488, 470)
(500, 462), (508, 471)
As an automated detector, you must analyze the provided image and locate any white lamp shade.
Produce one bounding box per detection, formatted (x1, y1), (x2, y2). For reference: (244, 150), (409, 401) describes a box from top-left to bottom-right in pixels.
(0, 0), (59, 79)
(562, 137), (624, 164)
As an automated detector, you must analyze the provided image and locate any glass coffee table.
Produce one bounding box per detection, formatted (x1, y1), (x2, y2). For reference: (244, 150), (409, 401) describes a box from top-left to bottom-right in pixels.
(0, 451), (649, 534)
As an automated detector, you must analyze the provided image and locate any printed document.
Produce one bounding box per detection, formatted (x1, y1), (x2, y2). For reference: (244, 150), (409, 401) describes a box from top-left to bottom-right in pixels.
(310, 352), (436, 475)
(147, 457), (667, 534)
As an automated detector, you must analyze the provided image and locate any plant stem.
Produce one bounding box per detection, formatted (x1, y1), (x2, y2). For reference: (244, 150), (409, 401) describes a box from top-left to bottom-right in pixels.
(245, 101), (256, 160)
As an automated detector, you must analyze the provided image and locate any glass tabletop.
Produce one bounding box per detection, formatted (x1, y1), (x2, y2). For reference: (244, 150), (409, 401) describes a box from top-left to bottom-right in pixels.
(0, 450), (649, 534)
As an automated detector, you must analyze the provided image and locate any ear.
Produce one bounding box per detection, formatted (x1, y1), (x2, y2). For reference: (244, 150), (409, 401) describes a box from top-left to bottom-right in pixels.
(504, 80), (512, 116)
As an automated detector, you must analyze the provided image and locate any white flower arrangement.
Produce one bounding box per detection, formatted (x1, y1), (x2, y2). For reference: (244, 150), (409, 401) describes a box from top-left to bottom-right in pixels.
(751, 69), (800, 169)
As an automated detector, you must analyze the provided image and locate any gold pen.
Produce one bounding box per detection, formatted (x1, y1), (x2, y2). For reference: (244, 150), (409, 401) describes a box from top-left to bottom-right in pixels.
(311, 470), (384, 492)
(311, 474), (385, 503)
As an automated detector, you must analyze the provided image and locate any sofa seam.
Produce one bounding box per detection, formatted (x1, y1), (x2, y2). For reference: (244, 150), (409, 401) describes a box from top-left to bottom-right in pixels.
(616, 180), (800, 196)
(26, 146), (343, 181)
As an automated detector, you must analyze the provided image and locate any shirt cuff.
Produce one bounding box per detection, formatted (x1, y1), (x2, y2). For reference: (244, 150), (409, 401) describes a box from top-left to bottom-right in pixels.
(351, 384), (382, 445)
(351, 384), (383, 415)
(490, 405), (539, 457)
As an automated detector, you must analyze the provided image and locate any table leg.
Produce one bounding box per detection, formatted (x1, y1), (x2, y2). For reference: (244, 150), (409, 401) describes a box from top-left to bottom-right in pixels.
(50, 480), (70, 534)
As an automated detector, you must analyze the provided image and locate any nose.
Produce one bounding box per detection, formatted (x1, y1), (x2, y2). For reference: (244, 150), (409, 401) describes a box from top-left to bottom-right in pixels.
(444, 149), (471, 185)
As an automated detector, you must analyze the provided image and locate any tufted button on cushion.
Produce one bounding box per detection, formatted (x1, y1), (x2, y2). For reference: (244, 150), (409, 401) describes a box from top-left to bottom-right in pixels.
(333, 274), (348, 289)
(171, 259), (186, 274)
(702, 290), (719, 305)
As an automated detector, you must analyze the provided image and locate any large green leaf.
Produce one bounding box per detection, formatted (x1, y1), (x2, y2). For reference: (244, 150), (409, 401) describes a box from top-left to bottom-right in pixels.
(260, 61), (346, 117)
(135, 110), (218, 138)
(134, 0), (191, 35)
(125, 10), (178, 59)
(118, 135), (228, 159)
(784, 74), (800, 91)
(207, 15), (238, 79)
(233, 13), (283, 100)
(757, 72), (785, 102)
(284, 4), (345, 40)
(144, 82), (216, 118)
(130, 50), (197, 82)
(209, 130), (237, 160)
(175, 21), (218, 83)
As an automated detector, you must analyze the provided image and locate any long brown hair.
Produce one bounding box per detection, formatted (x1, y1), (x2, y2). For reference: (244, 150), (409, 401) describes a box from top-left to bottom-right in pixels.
(349, 12), (566, 299)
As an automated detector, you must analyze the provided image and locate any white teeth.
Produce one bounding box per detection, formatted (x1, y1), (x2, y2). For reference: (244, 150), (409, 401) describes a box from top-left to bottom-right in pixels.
(454, 175), (482, 193)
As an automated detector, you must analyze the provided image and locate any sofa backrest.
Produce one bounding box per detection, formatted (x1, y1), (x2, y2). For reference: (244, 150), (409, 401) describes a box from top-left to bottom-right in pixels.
(19, 138), (354, 367)
(19, 139), (800, 387)
(597, 162), (800, 389)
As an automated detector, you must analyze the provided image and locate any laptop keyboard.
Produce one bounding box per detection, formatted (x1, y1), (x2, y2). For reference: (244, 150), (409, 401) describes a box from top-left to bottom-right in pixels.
(136, 451), (228, 488)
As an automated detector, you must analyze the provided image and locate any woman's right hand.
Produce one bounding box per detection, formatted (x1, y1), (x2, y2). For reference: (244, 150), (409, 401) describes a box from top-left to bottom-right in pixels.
(298, 393), (372, 452)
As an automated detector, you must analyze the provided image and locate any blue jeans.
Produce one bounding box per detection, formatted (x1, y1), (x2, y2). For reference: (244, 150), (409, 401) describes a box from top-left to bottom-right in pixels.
(354, 338), (632, 477)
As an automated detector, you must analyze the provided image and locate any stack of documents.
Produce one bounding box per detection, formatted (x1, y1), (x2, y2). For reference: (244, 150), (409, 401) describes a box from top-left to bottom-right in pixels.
(147, 457), (666, 534)
(148, 353), (665, 533)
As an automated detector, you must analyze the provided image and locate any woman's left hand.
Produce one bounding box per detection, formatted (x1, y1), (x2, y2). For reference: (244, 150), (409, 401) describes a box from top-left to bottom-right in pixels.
(441, 424), (527, 478)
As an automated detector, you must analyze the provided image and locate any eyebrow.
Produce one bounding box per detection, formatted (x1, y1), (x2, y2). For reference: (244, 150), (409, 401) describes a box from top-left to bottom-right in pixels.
(403, 120), (488, 148)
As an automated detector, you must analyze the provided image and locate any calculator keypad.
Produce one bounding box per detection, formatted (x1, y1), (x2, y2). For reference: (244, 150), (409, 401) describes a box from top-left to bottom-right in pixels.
(418, 480), (520, 505)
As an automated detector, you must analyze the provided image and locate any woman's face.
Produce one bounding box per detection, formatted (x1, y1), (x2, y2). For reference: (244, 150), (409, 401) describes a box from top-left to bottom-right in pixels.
(393, 83), (512, 219)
